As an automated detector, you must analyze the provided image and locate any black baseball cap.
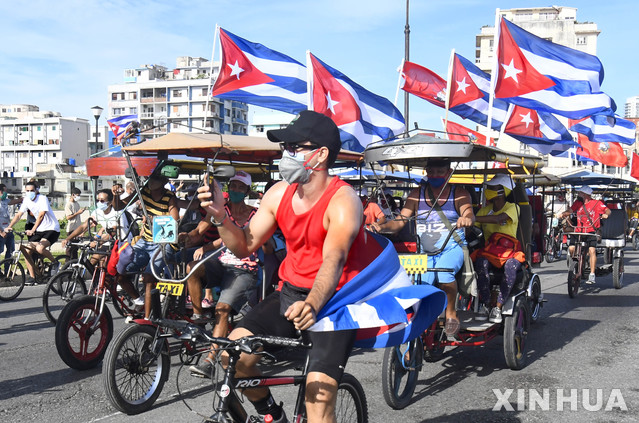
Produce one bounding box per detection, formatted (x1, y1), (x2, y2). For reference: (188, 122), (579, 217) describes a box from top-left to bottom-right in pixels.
(267, 110), (341, 153)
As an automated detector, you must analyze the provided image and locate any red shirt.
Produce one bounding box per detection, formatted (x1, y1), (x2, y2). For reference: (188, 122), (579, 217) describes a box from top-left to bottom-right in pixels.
(276, 177), (383, 290)
(575, 199), (608, 233)
(363, 202), (384, 225)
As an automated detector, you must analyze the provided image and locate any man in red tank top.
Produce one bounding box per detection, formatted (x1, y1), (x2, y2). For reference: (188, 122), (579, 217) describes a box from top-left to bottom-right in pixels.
(198, 110), (379, 423)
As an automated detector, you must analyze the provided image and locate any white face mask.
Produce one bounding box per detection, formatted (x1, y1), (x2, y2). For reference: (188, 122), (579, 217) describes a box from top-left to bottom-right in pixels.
(96, 201), (109, 211)
(278, 149), (320, 185)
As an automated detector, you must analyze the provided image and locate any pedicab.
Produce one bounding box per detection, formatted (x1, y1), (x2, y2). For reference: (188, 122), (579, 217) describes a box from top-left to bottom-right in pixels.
(363, 133), (544, 409)
(558, 170), (634, 296)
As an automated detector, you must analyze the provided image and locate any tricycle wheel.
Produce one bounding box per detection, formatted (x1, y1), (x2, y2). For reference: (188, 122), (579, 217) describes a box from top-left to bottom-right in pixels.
(567, 259), (580, 298)
(612, 255), (623, 289)
(503, 296), (530, 370)
(381, 337), (423, 410)
(527, 275), (542, 323)
(633, 234), (639, 251)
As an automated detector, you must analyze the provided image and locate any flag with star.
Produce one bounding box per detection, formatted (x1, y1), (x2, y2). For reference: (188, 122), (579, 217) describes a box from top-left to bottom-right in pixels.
(400, 61), (447, 108)
(211, 28), (307, 114)
(576, 133), (628, 167)
(503, 105), (576, 156)
(308, 53), (405, 152)
(448, 53), (509, 131)
(449, 54), (483, 109)
(494, 18), (615, 119)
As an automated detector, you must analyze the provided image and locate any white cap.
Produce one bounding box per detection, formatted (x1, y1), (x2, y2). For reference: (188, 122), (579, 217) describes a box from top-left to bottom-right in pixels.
(229, 170), (252, 187)
(487, 174), (514, 190)
(577, 186), (593, 196)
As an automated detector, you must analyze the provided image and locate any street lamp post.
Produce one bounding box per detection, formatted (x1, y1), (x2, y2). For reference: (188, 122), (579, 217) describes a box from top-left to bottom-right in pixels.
(90, 106), (103, 153)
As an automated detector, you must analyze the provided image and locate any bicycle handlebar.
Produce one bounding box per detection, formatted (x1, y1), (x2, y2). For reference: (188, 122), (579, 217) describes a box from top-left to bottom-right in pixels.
(149, 243), (225, 283)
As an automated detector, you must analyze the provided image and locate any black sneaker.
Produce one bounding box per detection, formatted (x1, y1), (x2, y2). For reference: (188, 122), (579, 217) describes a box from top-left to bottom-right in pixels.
(189, 357), (215, 378)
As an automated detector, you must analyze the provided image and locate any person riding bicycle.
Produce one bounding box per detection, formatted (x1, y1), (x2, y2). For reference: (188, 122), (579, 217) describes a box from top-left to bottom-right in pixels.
(473, 174), (524, 323)
(370, 158), (475, 337)
(183, 171), (259, 328)
(197, 110), (392, 423)
(5, 181), (60, 284)
(560, 186), (610, 284)
(0, 184), (21, 267)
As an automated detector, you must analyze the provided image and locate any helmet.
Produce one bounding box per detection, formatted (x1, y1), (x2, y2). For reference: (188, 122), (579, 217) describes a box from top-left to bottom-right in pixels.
(158, 164), (180, 179)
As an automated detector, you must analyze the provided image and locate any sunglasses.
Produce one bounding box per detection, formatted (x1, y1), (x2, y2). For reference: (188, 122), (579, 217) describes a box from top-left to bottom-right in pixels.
(280, 142), (320, 155)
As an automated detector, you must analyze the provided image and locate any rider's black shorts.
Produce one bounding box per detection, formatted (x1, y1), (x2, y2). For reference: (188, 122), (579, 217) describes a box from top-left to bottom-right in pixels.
(30, 230), (60, 245)
(569, 234), (597, 249)
(237, 290), (356, 383)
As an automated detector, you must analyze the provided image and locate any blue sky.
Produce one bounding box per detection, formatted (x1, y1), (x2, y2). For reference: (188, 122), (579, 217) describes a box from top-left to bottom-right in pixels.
(1, 0), (636, 131)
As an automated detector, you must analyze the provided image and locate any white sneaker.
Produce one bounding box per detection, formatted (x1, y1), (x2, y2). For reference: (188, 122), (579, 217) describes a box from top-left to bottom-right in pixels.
(488, 307), (503, 324)
(475, 303), (489, 321)
(133, 297), (145, 306)
(586, 273), (596, 284)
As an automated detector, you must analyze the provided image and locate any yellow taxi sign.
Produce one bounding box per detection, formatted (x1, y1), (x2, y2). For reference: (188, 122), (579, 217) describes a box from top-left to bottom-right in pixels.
(398, 254), (428, 275)
(156, 282), (184, 297)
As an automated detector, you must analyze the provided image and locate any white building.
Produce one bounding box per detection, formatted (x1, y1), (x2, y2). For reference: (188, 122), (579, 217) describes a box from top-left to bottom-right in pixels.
(248, 110), (294, 137)
(0, 106), (91, 178)
(108, 56), (248, 144)
(625, 96), (639, 119)
(475, 6), (599, 72)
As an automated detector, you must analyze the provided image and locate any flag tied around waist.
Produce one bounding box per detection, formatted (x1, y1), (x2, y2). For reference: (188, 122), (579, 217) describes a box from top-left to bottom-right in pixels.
(310, 233), (447, 348)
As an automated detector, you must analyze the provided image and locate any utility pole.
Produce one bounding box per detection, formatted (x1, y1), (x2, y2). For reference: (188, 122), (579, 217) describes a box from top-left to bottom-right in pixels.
(404, 0), (410, 136)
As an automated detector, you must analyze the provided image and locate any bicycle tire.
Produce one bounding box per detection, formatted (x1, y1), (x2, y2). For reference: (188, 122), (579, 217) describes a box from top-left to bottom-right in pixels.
(503, 296), (530, 370)
(633, 234), (639, 251)
(543, 235), (554, 263)
(527, 274), (542, 323)
(612, 255), (623, 289)
(55, 295), (113, 370)
(0, 258), (25, 301)
(336, 373), (368, 423)
(567, 257), (580, 298)
(42, 270), (88, 325)
(381, 338), (422, 410)
(103, 323), (170, 415)
(110, 274), (141, 318)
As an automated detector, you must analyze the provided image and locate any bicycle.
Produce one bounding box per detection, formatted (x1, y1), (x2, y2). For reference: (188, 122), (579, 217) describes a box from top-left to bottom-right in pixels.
(103, 289), (368, 422)
(0, 231), (68, 301)
(543, 221), (565, 263)
(565, 232), (599, 298)
(42, 237), (99, 325)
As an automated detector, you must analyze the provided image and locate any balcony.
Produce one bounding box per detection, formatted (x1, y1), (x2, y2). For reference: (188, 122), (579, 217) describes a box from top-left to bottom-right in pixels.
(140, 112), (154, 119)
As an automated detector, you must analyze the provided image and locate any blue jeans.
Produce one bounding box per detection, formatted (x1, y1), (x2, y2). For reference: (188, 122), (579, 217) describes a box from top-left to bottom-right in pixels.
(0, 231), (15, 260)
(125, 238), (176, 277)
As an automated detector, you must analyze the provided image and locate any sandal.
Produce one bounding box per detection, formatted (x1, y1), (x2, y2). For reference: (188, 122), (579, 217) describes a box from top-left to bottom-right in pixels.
(444, 317), (460, 337)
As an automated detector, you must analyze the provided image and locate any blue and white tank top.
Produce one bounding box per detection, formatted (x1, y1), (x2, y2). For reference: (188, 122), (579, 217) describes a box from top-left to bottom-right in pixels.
(416, 185), (466, 253)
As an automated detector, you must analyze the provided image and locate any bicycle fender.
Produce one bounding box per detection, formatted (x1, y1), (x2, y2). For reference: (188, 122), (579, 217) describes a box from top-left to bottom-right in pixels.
(500, 291), (525, 316)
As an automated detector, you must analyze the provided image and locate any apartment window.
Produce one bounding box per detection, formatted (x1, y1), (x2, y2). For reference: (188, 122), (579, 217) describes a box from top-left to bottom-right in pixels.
(256, 125), (264, 133)
(173, 90), (182, 97)
(226, 109), (230, 117)
(576, 36), (587, 45)
(53, 153), (57, 157)
(130, 107), (137, 115)
(84, 182), (89, 190)
(52, 125), (56, 130)
(112, 93), (118, 100)
(201, 88), (208, 96)
(20, 126), (27, 131)
(37, 126), (41, 131)
(172, 105), (179, 113)
(130, 92), (137, 100)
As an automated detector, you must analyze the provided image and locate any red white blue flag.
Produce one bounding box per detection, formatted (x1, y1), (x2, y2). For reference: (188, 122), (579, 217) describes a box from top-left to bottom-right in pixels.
(569, 114), (636, 145)
(495, 18), (615, 119)
(400, 61), (447, 108)
(503, 105), (576, 156)
(310, 234), (446, 348)
(211, 28), (307, 114)
(107, 114), (137, 144)
(309, 53), (405, 152)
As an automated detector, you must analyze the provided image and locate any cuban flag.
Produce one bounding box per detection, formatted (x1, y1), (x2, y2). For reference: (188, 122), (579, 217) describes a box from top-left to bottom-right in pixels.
(107, 114), (138, 144)
(503, 105), (577, 156)
(495, 18), (615, 119)
(444, 119), (494, 146)
(211, 28), (307, 114)
(449, 54), (509, 131)
(308, 53), (406, 152)
(310, 234), (446, 348)
(569, 114), (636, 145)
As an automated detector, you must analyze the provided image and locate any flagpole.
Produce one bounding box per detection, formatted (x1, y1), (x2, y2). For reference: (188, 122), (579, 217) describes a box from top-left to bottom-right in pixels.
(443, 48), (455, 136)
(403, 0), (410, 137)
(394, 59), (405, 107)
(485, 8), (501, 146)
(205, 24), (219, 133)
(306, 50), (313, 110)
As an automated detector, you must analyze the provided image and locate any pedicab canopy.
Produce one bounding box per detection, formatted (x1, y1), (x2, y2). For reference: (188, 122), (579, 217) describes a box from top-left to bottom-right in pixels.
(123, 132), (363, 164)
(85, 156), (159, 177)
(363, 133), (544, 172)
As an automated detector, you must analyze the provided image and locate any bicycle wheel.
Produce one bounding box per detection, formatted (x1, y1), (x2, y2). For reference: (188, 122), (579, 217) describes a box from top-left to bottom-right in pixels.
(633, 234), (639, 251)
(55, 295), (113, 370)
(0, 259), (25, 301)
(554, 238), (563, 260)
(567, 255), (580, 298)
(381, 337), (422, 410)
(103, 323), (170, 415)
(612, 255), (624, 289)
(335, 373), (368, 423)
(46, 254), (71, 280)
(42, 270), (88, 325)
(110, 274), (142, 318)
(543, 235), (554, 263)
(503, 296), (530, 370)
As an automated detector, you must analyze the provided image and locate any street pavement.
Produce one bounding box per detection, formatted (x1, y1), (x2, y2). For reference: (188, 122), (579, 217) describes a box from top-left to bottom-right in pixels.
(1, 247), (638, 422)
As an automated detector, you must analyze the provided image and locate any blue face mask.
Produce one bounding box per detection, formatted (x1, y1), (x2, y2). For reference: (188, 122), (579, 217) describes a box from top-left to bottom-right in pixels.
(27, 192), (36, 201)
(228, 190), (246, 204)
(428, 177), (446, 188)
